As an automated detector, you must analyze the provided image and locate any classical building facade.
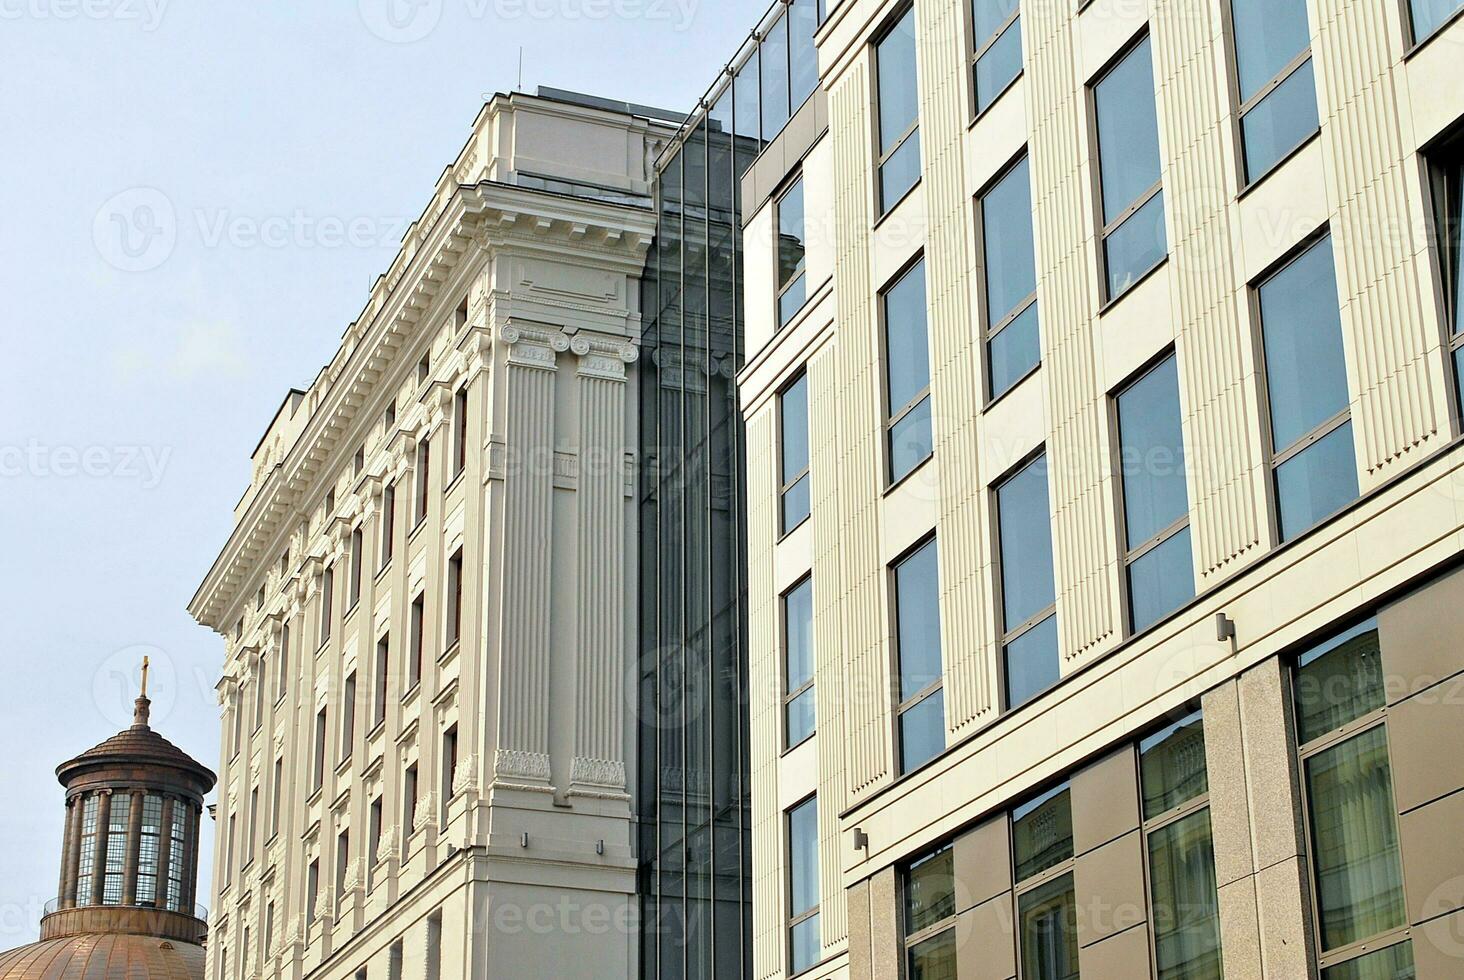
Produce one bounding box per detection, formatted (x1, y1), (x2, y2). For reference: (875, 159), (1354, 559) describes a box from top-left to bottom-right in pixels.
(0, 680), (215, 979)
(188, 89), (679, 979)
(728, 0), (1464, 979)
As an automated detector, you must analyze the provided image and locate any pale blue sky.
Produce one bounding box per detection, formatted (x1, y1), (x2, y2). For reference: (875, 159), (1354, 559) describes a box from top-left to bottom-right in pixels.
(0, 0), (760, 947)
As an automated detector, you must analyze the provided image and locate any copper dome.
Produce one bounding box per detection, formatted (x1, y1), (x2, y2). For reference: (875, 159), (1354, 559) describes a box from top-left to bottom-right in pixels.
(0, 933), (205, 980)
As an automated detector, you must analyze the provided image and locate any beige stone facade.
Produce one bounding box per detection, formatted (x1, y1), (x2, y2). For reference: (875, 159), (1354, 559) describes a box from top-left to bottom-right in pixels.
(189, 90), (677, 980)
(737, 1), (1464, 979)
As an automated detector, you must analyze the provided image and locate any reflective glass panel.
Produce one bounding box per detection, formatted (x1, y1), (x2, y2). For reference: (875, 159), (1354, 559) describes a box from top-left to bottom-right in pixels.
(785, 578), (816, 744)
(909, 930), (958, 980)
(1018, 873), (1080, 980)
(1128, 527), (1195, 632)
(900, 689), (947, 773)
(1259, 236), (1348, 450)
(881, 128), (923, 211)
(1295, 620), (1384, 745)
(975, 14), (1022, 114)
(1095, 36), (1162, 224)
(1004, 613), (1059, 709)
(1140, 710), (1209, 819)
(890, 395), (934, 483)
(997, 454), (1056, 627)
(1013, 783), (1074, 882)
(895, 540), (943, 702)
(789, 798), (819, 916)
(1149, 810), (1223, 980)
(1105, 189), (1168, 299)
(989, 301), (1041, 399)
(982, 156), (1038, 329)
(877, 8), (920, 153)
(885, 261), (931, 412)
(1231, 0), (1311, 101)
(761, 13), (791, 138)
(1275, 421), (1359, 541)
(1117, 355), (1189, 548)
(790, 0), (819, 109)
(905, 846), (956, 933)
(1242, 58), (1320, 181)
(1410, 0), (1463, 42)
(1322, 942), (1416, 980)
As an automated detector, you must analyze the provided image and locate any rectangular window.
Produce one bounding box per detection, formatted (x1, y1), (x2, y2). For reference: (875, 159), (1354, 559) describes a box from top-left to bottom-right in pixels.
(253, 660), (265, 731)
(384, 398), (396, 430)
(307, 859), (319, 923)
(1409, 0), (1463, 44)
(762, 8), (791, 138)
(1115, 354), (1195, 632)
(348, 526), (363, 609)
(979, 153), (1040, 399)
(270, 756), (283, 837)
(245, 787), (258, 865)
(787, 797), (820, 975)
(971, 0), (1022, 115)
(1257, 234), (1358, 541)
(417, 352), (431, 386)
(1013, 783), (1078, 980)
(409, 594), (425, 692)
(883, 260), (933, 484)
(996, 453), (1059, 709)
(320, 565), (334, 647)
(223, 812), (235, 887)
(404, 763), (419, 838)
(783, 576), (816, 748)
(1093, 34), (1168, 302)
(1294, 620), (1412, 975)
(441, 726), (458, 826)
(779, 373), (811, 533)
(776, 178), (808, 327)
(232, 692), (243, 758)
(373, 634), (390, 730)
(790, 0), (819, 110)
(1228, 0), (1319, 183)
(894, 538), (944, 774)
(380, 483), (396, 570)
(340, 672), (357, 763)
(414, 438), (431, 526)
(1140, 711), (1223, 980)
(277, 623), (290, 702)
(353, 447), (364, 478)
(427, 911), (443, 980)
(452, 387), (468, 479)
(902, 846), (957, 979)
(876, 7), (921, 214)
(312, 707), (328, 793)
(1427, 135), (1464, 418)
(335, 829), (350, 901)
(369, 796), (383, 882)
(446, 548), (464, 650)
(136, 795), (163, 906)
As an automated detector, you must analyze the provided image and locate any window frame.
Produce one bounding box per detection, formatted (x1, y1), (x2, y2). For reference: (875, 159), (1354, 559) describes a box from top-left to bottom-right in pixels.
(380, 482), (396, 571)
(348, 524), (364, 611)
(992, 449), (1059, 711)
(975, 149), (1041, 403)
(967, 0), (1024, 120)
(782, 574), (816, 751)
(445, 547), (464, 652)
(1404, 0), (1464, 49)
(774, 173), (810, 330)
(452, 386), (469, 481)
(414, 437), (431, 528)
(1222, 0), (1319, 187)
(778, 371), (812, 537)
(1010, 781), (1080, 978)
(1425, 130), (1464, 424)
(900, 844), (959, 973)
(372, 632), (390, 732)
(891, 534), (945, 775)
(872, 4), (923, 218)
(784, 794), (821, 976)
(880, 255), (934, 487)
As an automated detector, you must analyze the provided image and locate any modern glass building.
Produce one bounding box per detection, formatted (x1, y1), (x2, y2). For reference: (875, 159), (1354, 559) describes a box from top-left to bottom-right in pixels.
(636, 2), (822, 976)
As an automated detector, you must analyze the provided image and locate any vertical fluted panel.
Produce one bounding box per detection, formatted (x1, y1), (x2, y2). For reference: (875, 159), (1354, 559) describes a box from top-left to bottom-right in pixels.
(916, 0), (996, 734)
(1026, 0), (1116, 665)
(1151, 0), (1266, 583)
(807, 348), (849, 951)
(747, 409), (783, 980)
(498, 359), (557, 775)
(830, 62), (894, 801)
(573, 372), (628, 786)
(1313, 0), (1444, 480)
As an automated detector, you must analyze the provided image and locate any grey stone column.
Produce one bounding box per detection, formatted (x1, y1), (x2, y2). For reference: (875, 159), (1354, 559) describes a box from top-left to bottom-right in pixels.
(57, 797), (78, 908)
(122, 789), (144, 905)
(92, 791), (113, 907)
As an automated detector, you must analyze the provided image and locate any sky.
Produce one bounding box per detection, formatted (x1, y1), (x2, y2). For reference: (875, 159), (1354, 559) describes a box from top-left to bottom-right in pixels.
(0, 0), (761, 949)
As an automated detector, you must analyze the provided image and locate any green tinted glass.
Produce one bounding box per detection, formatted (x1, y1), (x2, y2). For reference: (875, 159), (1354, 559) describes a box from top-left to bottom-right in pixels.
(1295, 620), (1385, 745)
(905, 847), (956, 935)
(1013, 783), (1073, 883)
(1149, 809), (1223, 980)
(1018, 873), (1080, 980)
(1140, 711), (1209, 819)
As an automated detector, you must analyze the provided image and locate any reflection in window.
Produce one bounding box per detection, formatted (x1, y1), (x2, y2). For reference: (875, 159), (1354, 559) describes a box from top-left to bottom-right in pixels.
(980, 154), (1040, 399)
(780, 373), (811, 531)
(996, 454), (1058, 708)
(761, 11), (791, 138)
(1321, 941), (1416, 980)
(1230, 0), (1318, 183)
(1012, 784), (1078, 980)
(903, 846), (958, 980)
(1116, 355), (1194, 632)
(876, 7), (922, 214)
(783, 576), (816, 748)
(1410, 0), (1463, 43)
(1093, 35), (1167, 301)
(1257, 235), (1357, 540)
(787, 797), (820, 974)
(1427, 137), (1464, 418)
(971, 0), (1022, 115)
(894, 539), (945, 773)
(1013, 782), (1073, 882)
(777, 178), (808, 328)
(883, 261), (933, 483)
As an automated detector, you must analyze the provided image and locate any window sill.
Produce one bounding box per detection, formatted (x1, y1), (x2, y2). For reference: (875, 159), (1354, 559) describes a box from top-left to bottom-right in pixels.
(777, 513), (812, 545)
(983, 362), (1042, 414)
(873, 178), (922, 232)
(1405, 6), (1464, 59)
(1098, 256), (1169, 317)
(780, 732), (816, 759)
(969, 71), (1023, 130)
(374, 560), (393, 584)
(1235, 129), (1320, 202)
(444, 470), (466, 497)
(409, 517), (429, 543)
(439, 640), (461, 664)
(883, 452), (935, 499)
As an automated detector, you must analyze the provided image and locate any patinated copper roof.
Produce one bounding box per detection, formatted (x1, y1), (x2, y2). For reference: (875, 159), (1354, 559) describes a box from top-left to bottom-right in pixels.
(0, 934), (205, 980)
(54, 698), (215, 790)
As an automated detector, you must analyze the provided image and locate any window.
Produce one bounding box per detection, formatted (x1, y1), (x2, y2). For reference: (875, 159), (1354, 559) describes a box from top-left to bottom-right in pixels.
(389, 942), (404, 980)
(783, 576), (816, 748)
(1013, 783), (1078, 980)
(789, 0), (819, 110)
(277, 623), (290, 702)
(1428, 134), (1464, 417)
(971, 0), (1022, 115)
(776, 178), (808, 328)
(336, 829), (350, 901)
(1093, 34), (1167, 302)
(320, 565), (334, 647)
(1257, 234), (1358, 541)
(902, 845), (957, 979)
(404, 763), (419, 839)
(787, 797), (820, 975)
(762, 9), (792, 139)
(446, 548), (464, 650)
(1141, 712), (1223, 980)
(307, 859), (320, 923)
(75, 796), (99, 902)
(232, 693), (243, 758)
(875, 7), (921, 214)
(384, 398), (396, 430)
(996, 453), (1059, 709)
(166, 805), (186, 910)
(414, 438), (431, 526)
(312, 707), (328, 792)
(894, 538), (944, 774)
(353, 446), (365, 478)
(441, 726), (458, 825)
(369, 797), (383, 883)
(1409, 0), (1463, 43)
(136, 795), (163, 906)
(455, 299), (468, 331)
(452, 387), (468, 479)
(222, 812), (235, 889)
(979, 153), (1040, 399)
(245, 787), (258, 866)
(1116, 354), (1194, 632)
(417, 352), (431, 386)
(256, 585), (265, 611)
(1228, 0), (1318, 183)
(270, 756), (284, 838)
(253, 660), (265, 731)
(373, 634), (390, 730)
(779, 373), (811, 533)
(264, 902), (275, 956)
(409, 594), (425, 692)
(340, 672), (357, 763)
(427, 911), (443, 980)
(380, 483), (396, 569)
(883, 260), (933, 484)
(348, 526), (363, 609)
(325, 488), (336, 516)
(1294, 620), (1413, 977)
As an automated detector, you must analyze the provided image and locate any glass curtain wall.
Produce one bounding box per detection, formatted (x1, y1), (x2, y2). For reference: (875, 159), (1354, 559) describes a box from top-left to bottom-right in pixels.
(638, 3), (820, 977)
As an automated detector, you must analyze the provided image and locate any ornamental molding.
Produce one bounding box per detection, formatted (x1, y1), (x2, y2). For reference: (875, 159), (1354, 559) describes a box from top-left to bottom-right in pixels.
(493, 749), (551, 783)
(570, 756), (626, 789)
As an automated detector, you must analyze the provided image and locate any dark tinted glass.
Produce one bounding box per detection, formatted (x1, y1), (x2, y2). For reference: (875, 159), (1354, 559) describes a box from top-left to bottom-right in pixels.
(905, 846), (956, 933)
(877, 7), (920, 152)
(1260, 236), (1348, 450)
(900, 689), (946, 773)
(1274, 421), (1359, 540)
(1105, 189), (1168, 298)
(1017, 874), (1079, 980)
(885, 262), (931, 411)
(1013, 783), (1073, 882)
(1148, 809), (1223, 980)
(896, 540), (943, 701)
(1321, 942), (1416, 980)
(1231, 0), (1310, 100)
(909, 930), (958, 979)
(1410, 0), (1463, 41)
(1128, 528), (1195, 632)
(1095, 36), (1162, 223)
(1295, 620), (1384, 745)
(778, 180), (807, 291)
(761, 13), (791, 138)
(1004, 613), (1059, 709)
(790, 0), (819, 109)
(982, 156), (1037, 327)
(1455, 346), (1464, 421)
(997, 455), (1056, 627)
(1242, 58), (1319, 181)
(989, 302), (1041, 398)
(1140, 710), (1209, 818)
(974, 14), (1022, 114)
(1117, 355), (1188, 548)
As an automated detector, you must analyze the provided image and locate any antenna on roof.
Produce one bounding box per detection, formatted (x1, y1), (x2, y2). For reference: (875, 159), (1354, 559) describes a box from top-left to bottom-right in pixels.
(517, 47), (524, 92)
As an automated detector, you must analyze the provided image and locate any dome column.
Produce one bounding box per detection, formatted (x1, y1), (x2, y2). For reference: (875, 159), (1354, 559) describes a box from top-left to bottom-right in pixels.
(121, 789), (144, 905)
(91, 791), (112, 907)
(156, 796), (177, 909)
(57, 797), (79, 909)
